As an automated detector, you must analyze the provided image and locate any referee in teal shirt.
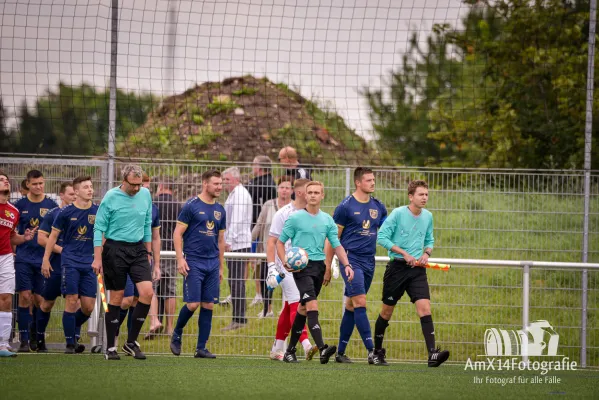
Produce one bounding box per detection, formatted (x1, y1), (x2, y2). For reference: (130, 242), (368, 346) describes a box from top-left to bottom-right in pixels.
(92, 164), (157, 361)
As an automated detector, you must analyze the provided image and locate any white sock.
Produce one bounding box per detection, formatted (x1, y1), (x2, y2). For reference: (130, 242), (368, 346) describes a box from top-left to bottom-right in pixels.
(301, 339), (312, 352)
(0, 311), (12, 348)
(274, 339), (286, 352)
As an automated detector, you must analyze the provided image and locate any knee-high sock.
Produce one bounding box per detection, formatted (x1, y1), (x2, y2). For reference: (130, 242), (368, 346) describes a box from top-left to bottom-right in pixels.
(337, 309), (355, 354)
(36, 310), (51, 342)
(173, 305), (195, 339)
(127, 305), (136, 334)
(307, 310), (325, 349)
(75, 309), (90, 328)
(115, 307), (128, 337)
(62, 311), (76, 345)
(420, 315), (436, 353)
(196, 308), (213, 351)
(30, 306), (37, 337)
(105, 304), (121, 350)
(289, 302), (309, 343)
(275, 301), (291, 341)
(18, 307), (30, 342)
(127, 302), (150, 343)
(286, 312), (307, 352)
(374, 315), (390, 350)
(0, 311), (13, 348)
(354, 307), (373, 351)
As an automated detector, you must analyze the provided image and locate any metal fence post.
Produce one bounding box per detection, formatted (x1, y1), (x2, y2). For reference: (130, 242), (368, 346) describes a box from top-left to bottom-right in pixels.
(522, 263), (530, 363)
(341, 168), (351, 315)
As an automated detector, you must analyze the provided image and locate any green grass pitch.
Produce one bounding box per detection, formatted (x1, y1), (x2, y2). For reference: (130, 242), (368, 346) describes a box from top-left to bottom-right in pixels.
(1, 354), (597, 399)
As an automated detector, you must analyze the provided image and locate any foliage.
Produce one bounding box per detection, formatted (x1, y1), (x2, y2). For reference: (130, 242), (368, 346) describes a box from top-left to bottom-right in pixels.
(232, 86), (258, 96)
(206, 96), (240, 115)
(2, 82), (157, 156)
(366, 0), (598, 168)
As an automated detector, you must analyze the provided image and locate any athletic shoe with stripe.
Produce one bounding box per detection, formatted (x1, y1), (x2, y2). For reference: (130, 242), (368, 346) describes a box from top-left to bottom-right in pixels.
(428, 348), (450, 367)
(270, 350), (284, 361)
(123, 341), (146, 360)
(105, 347), (120, 360)
(283, 348), (299, 363)
(319, 344), (336, 364)
(370, 348), (389, 366)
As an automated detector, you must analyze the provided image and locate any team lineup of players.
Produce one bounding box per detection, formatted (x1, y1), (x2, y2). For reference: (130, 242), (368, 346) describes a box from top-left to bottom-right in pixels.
(0, 166), (449, 367)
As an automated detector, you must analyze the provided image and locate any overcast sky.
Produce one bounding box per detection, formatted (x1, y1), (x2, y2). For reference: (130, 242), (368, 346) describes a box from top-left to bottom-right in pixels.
(1, 0), (467, 138)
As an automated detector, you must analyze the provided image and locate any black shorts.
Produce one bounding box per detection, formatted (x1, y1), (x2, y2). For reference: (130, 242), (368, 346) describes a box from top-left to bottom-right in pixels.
(293, 260), (325, 305)
(382, 259), (430, 306)
(102, 239), (152, 291)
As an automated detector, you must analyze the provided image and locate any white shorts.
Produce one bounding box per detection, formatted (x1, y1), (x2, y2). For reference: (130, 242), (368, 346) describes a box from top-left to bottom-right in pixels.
(280, 268), (300, 304)
(0, 254), (15, 295)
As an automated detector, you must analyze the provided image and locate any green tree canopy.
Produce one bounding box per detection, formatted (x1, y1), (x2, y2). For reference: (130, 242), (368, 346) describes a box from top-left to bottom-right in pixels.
(367, 0), (598, 169)
(7, 82), (157, 156)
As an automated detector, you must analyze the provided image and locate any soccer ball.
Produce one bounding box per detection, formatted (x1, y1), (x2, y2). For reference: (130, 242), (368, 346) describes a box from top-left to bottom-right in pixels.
(286, 247), (309, 271)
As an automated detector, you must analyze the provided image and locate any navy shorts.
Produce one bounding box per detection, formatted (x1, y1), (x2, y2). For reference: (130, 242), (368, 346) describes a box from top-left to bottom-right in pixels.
(183, 258), (220, 304)
(124, 275), (140, 298)
(342, 256), (375, 297)
(62, 266), (98, 298)
(42, 270), (63, 301)
(15, 261), (44, 294)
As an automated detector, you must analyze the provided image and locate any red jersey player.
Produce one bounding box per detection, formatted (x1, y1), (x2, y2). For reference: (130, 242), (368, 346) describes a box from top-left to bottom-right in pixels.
(0, 171), (37, 357)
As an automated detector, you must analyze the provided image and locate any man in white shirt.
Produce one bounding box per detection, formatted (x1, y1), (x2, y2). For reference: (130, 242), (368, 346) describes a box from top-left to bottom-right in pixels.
(222, 167), (252, 331)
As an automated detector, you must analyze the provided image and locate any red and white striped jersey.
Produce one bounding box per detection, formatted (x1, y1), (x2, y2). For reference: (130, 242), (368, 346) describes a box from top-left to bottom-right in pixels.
(0, 202), (19, 256)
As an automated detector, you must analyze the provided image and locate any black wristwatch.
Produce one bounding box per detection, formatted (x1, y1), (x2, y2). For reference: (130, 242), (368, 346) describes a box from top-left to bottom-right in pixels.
(148, 251), (154, 256)
(425, 251), (432, 256)
(345, 264), (353, 270)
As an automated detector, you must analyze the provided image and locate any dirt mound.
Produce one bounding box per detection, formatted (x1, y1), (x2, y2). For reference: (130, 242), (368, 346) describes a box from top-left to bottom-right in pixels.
(119, 75), (381, 165)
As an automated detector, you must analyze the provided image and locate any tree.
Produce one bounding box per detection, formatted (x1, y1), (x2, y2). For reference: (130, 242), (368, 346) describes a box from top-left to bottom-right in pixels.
(13, 83), (157, 156)
(367, 0), (598, 169)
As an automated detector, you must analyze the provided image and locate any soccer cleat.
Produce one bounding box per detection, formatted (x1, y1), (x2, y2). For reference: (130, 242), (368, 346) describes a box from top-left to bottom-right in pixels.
(270, 350), (284, 361)
(428, 348), (450, 367)
(17, 342), (30, 353)
(283, 348), (299, 363)
(29, 339), (37, 352)
(36, 339), (48, 353)
(123, 341), (146, 360)
(65, 344), (76, 354)
(170, 335), (182, 356)
(75, 343), (86, 354)
(335, 352), (353, 363)
(105, 348), (120, 360)
(194, 348), (216, 359)
(0, 347), (17, 357)
(319, 345), (337, 365)
(305, 345), (319, 361)
(257, 310), (275, 319)
(371, 348), (389, 366)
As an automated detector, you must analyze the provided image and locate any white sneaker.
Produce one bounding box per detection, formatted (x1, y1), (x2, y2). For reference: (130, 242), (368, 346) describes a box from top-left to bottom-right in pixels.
(250, 295), (263, 307)
(220, 295), (231, 305)
(257, 310), (275, 319)
(270, 350), (284, 361)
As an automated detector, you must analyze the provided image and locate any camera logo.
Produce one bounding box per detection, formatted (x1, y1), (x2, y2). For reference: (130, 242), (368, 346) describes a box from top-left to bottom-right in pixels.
(484, 320), (560, 357)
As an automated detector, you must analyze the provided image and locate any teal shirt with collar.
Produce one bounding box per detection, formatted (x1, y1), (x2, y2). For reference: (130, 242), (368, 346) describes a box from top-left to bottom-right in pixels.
(93, 186), (153, 246)
(377, 206), (434, 260)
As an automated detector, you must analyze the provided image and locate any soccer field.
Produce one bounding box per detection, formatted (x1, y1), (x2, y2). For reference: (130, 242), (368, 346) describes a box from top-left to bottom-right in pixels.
(1, 355), (597, 400)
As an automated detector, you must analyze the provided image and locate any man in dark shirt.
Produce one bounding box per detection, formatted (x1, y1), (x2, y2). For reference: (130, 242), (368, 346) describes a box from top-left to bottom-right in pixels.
(146, 176), (181, 337)
(278, 146), (312, 181)
(246, 156), (277, 308)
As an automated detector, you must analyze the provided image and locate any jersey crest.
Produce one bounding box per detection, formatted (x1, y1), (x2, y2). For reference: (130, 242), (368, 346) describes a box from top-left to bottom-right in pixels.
(369, 209), (378, 219)
(88, 215), (96, 224)
(214, 211), (222, 220)
(40, 208), (49, 217)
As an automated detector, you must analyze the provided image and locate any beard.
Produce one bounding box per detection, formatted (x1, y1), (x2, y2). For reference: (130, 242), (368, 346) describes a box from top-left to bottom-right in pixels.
(0, 189), (9, 196)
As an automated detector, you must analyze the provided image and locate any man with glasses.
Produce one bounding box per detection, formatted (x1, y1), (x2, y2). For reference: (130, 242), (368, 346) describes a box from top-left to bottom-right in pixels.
(93, 164), (159, 361)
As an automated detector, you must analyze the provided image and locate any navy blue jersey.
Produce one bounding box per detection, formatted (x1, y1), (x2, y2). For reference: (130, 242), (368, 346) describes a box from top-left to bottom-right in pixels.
(333, 195), (388, 260)
(14, 195), (59, 264)
(52, 203), (99, 268)
(38, 206), (63, 271)
(177, 196), (226, 260)
(151, 203), (160, 230)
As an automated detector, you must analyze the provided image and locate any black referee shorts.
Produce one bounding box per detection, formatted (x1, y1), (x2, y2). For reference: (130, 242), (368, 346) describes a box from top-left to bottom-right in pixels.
(382, 259), (430, 306)
(293, 260), (326, 305)
(102, 239), (152, 291)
